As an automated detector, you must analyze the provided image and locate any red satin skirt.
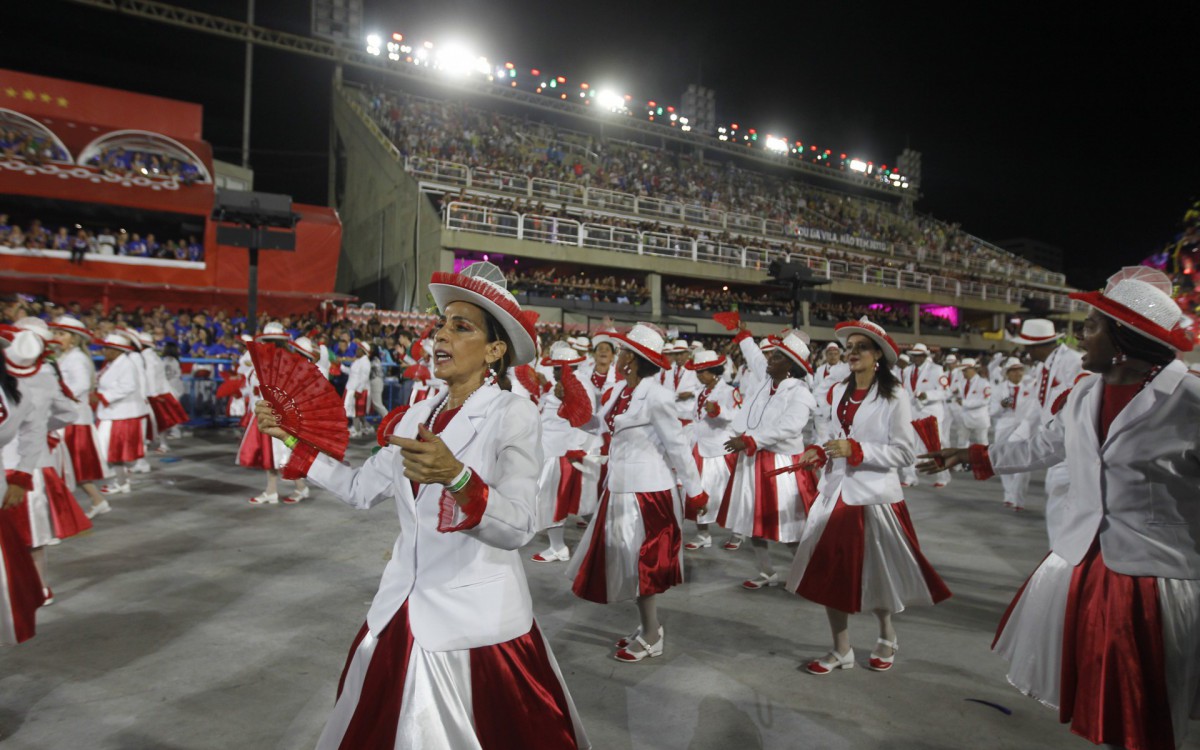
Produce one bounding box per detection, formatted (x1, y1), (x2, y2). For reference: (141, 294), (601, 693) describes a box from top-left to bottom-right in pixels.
(570, 489), (681, 604)
(100, 417), (145, 464)
(237, 418), (275, 471)
(148, 393), (189, 431)
(553, 456), (584, 523)
(328, 603), (584, 750)
(43, 468), (92, 541)
(63, 424), (108, 483)
(0, 506), (45, 645)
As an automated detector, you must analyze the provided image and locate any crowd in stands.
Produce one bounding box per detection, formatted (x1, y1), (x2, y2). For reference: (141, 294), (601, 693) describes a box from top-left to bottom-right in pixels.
(85, 146), (203, 183)
(0, 128), (68, 164)
(0, 212), (204, 262)
(664, 284), (793, 318)
(506, 268), (650, 305)
(361, 87), (1060, 290)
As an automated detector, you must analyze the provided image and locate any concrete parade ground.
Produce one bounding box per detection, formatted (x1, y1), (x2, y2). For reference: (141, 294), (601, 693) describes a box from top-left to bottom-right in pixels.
(2, 429), (1196, 750)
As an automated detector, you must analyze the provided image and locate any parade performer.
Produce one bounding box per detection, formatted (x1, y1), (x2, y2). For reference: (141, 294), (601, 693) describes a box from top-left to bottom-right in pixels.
(49, 316), (111, 517)
(567, 323), (708, 663)
(135, 330), (188, 453)
(0, 329), (51, 645)
(343, 342), (371, 438)
(920, 267), (1199, 750)
(788, 317), (952, 675)
(238, 322), (291, 505)
(988, 357), (1034, 510)
(899, 343), (949, 487)
(117, 329), (154, 476)
(812, 342), (850, 444)
(94, 333), (148, 496)
(719, 332), (818, 589)
(530, 342), (595, 563)
(956, 359), (992, 445)
(255, 263), (589, 749)
(683, 349), (741, 551)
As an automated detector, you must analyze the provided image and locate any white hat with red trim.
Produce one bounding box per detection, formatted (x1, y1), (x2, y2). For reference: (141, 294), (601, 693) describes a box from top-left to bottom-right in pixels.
(290, 336), (318, 360)
(358, 341), (372, 355)
(14, 317), (52, 342)
(825, 341), (841, 351)
(428, 262), (539, 365)
(760, 336), (778, 351)
(571, 336), (591, 352)
(1003, 357), (1025, 372)
(909, 342), (930, 356)
(49, 315), (93, 340)
(592, 329), (618, 350)
(960, 358), (977, 368)
(775, 332), (814, 375)
(254, 321), (290, 343)
(544, 341), (585, 367)
(834, 316), (901, 365)
(685, 349), (726, 371)
(101, 332), (138, 352)
(691, 340), (704, 350)
(665, 339), (689, 354)
(609, 322), (669, 369)
(1006, 319), (1062, 347)
(0, 324), (16, 348)
(1068, 266), (1192, 352)
(4, 330), (45, 377)
(115, 327), (144, 349)
(943, 354), (958, 365)
(135, 330), (155, 348)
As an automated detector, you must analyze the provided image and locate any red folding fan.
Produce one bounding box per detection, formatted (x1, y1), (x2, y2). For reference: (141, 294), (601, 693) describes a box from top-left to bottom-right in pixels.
(713, 311), (741, 331)
(911, 416), (943, 466)
(557, 370), (593, 428)
(215, 372), (246, 399)
(248, 341), (349, 460)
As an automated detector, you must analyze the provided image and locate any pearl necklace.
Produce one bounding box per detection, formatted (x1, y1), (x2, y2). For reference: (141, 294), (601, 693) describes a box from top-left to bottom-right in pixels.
(426, 373), (496, 429)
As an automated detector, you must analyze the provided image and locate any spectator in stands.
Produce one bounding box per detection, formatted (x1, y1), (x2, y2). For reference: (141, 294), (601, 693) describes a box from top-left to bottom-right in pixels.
(69, 229), (90, 265)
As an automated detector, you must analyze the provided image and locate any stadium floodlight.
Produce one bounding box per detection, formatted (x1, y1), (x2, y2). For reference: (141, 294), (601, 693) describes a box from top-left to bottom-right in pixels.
(849, 159), (867, 172)
(596, 89), (626, 112)
(901, 182), (909, 188)
(765, 136), (789, 153)
(366, 33), (382, 56)
(436, 43), (482, 76)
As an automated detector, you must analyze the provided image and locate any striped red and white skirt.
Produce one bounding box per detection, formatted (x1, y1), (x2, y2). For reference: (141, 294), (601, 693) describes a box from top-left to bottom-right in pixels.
(237, 418), (274, 471)
(61, 424), (110, 483)
(717, 450), (817, 543)
(316, 603), (589, 750)
(0, 505), (46, 646)
(535, 455), (585, 529)
(148, 393), (189, 432)
(688, 447), (736, 523)
(993, 543), (1200, 750)
(98, 417), (145, 464)
(568, 488), (682, 604)
(787, 494), (952, 614)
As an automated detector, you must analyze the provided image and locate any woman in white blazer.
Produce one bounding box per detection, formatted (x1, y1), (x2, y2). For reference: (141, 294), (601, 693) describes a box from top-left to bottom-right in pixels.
(342, 342), (372, 437)
(683, 349), (741, 551)
(567, 323), (707, 663)
(1, 330), (52, 645)
(239, 322), (295, 505)
(987, 358), (1034, 510)
(788, 317), (952, 675)
(256, 263), (588, 750)
(922, 267), (1200, 750)
(93, 333), (148, 495)
(50, 316), (111, 516)
(720, 332), (818, 589)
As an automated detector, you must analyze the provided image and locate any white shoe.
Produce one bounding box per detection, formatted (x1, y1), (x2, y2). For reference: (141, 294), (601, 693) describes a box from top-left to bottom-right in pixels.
(154, 444), (170, 454)
(46, 537), (61, 546)
(131, 459), (152, 474)
(282, 486), (310, 504)
(87, 500), (112, 518)
(685, 535), (712, 550)
(248, 492), (279, 505)
(100, 482), (131, 495)
(805, 648), (855, 675)
(42, 588), (54, 607)
(530, 547), (570, 563)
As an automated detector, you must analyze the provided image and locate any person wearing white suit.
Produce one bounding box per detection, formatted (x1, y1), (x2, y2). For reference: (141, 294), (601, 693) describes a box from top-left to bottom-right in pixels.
(789, 318), (952, 676)
(0, 329), (52, 645)
(342, 342), (372, 438)
(94, 333), (148, 495)
(899, 344), (949, 487)
(49, 316), (111, 516)
(925, 267), (1200, 750)
(987, 358), (1035, 510)
(256, 264), (588, 749)
(956, 359), (991, 445)
(682, 349), (741, 551)
(567, 323), (708, 664)
(720, 332), (819, 590)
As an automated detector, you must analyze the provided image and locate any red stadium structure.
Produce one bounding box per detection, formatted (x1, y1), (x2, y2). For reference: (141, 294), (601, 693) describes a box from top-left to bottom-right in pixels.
(0, 69), (347, 316)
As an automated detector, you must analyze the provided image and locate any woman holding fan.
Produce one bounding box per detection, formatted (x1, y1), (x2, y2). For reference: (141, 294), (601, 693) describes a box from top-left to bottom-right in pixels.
(787, 317), (951, 675)
(255, 263), (587, 750)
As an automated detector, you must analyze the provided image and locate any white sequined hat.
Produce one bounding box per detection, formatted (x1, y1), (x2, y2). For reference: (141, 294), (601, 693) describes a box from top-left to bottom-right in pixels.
(1069, 266), (1192, 352)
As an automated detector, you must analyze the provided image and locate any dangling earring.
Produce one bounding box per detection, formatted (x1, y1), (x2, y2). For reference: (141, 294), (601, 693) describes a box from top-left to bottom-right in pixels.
(1111, 351), (1127, 366)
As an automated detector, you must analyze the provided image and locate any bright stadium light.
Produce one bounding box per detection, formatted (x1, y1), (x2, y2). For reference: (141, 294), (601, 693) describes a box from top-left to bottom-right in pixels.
(849, 159), (867, 172)
(366, 33), (382, 56)
(596, 89), (626, 112)
(765, 135), (789, 153)
(436, 43), (481, 76)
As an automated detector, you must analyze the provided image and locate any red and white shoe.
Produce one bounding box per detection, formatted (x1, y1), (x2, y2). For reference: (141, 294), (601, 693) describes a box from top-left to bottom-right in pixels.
(530, 548), (569, 563)
(741, 572), (780, 590)
(722, 536), (743, 551)
(101, 482), (131, 495)
(867, 638), (898, 672)
(685, 535), (712, 550)
(282, 486), (310, 504)
(932, 482), (948, 488)
(614, 631), (664, 663)
(805, 648), (855, 675)
(616, 625), (661, 650)
(248, 492), (279, 505)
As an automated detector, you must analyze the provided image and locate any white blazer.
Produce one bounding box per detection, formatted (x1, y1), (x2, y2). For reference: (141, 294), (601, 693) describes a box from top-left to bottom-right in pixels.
(958, 374), (992, 430)
(140, 349), (170, 397)
(1, 369), (74, 471)
(1028, 344), (1083, 428)
(903, 362), (946, 420)
(691, 381), (740, 458)
(342, 356), (371, 416)
(57, 347), (96, 425)
(818, 382), (915, 506)
(584, 378), (703, 497)
(658, 365), (701, 422)
(96, 353), (149, 420)
(989, 360), (1200, 578)
(0, 385), (45, 487)
(306, 384), (543, 650)
(989, 379), (1034, 443)
(733, 377), (815, 458)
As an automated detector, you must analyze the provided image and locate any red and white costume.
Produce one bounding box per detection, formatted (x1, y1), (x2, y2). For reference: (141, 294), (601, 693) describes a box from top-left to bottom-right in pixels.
(300, 267), (587, 749)
(53, 344), (109, 484)
(533, 346), (596, 535)
(957, 364), (992, 445)
(0, 341), (50, 645)
(1023, 331), (1083, 526)
(900, 346), (949, 485)
(237, 324), (291, 471)
(979, 269), (1200, 750)
(717, 334), (817, 544)
(811, 352), (850, 444)
(95, 342), (149, 465)
(788, 319), (952, 614)
(689, 378), (740, 525)
(139, 340), (188, 434)
(342, 352), (371, 418)
(988, 359), (1035, 508)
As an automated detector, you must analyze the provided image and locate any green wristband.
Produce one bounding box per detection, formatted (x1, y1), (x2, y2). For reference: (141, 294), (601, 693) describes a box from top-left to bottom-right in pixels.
(284, 435), (299, 449)
(447, 466), (472, 493)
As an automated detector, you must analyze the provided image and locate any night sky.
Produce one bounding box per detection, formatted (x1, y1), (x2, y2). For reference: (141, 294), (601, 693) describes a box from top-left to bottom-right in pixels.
(3, 0), (1195, 290)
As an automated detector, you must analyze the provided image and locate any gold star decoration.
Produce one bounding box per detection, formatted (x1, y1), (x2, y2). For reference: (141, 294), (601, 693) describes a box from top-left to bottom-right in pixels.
(39, 92), (52, 103)
(56, 97), (68, 108)
(4, 88), (16, 98)
(22, 89), (35, 100)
